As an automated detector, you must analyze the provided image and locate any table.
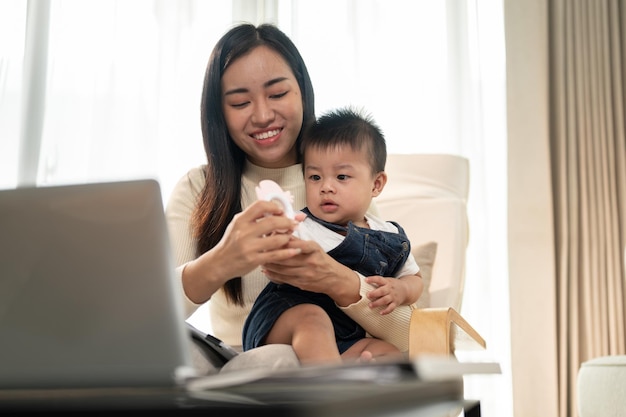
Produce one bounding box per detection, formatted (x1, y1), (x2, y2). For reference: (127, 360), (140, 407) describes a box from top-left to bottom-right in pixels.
(0, 380), (479, 416)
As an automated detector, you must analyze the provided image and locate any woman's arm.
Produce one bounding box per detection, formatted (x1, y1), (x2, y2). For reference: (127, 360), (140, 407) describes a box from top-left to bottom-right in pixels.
(339, 272), (415, 352)
(166, 169), (304, 307)
(262, 238), (422, 351)
(182, 201), (303, 304)
(165, 168), (206, 317)
(261, 238), (362, 306)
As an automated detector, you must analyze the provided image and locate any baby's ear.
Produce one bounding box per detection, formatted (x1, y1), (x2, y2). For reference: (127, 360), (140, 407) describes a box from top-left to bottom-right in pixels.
(372, 171), (388, 197)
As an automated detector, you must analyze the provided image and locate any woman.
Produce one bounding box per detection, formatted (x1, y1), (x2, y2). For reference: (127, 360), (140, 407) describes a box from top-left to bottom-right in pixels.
(166, 23), (410, 370)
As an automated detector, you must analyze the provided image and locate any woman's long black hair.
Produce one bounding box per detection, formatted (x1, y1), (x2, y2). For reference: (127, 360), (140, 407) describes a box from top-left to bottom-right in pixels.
(193, 23), (315, 305)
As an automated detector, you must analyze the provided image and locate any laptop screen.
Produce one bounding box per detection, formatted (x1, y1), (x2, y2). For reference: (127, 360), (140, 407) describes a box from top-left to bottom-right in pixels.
(0, 179), (195, 389)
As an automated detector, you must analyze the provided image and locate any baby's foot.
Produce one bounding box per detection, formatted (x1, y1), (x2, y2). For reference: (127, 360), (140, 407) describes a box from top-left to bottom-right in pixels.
(357, 351), (376, 363)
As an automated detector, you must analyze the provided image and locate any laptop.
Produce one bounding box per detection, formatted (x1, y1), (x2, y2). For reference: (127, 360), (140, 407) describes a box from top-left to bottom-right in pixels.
(0, 179), (197, 389)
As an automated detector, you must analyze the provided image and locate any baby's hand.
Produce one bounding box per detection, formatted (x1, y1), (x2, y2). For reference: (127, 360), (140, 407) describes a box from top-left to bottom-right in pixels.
(365, 275), (405, 315)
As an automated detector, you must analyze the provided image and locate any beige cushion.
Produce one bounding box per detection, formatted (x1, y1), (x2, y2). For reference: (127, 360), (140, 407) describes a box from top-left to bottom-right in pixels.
(413, 241), (437, 308)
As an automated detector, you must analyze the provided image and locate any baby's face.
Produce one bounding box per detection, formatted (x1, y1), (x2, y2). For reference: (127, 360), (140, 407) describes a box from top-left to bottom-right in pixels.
(303, 145), (378, 228)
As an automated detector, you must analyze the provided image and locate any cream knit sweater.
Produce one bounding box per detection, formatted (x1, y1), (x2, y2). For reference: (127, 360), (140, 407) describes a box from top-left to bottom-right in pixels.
(165, 161), (412, 351)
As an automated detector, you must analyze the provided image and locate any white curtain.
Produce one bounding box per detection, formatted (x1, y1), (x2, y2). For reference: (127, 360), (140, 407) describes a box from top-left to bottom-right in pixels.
(0, 1), (512, 416)
(1, 0), (230, 194)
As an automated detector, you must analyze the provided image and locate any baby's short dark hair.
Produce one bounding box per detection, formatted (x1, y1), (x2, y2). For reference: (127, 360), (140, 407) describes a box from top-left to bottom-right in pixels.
(300, 106), (387, 173)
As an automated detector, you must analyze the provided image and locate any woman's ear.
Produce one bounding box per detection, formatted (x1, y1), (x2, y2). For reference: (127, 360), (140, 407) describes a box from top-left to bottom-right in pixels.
(371, 171), (387, 197)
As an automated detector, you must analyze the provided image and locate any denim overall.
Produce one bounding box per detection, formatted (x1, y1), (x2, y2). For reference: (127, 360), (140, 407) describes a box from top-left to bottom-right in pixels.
(242, 208), (412, 353)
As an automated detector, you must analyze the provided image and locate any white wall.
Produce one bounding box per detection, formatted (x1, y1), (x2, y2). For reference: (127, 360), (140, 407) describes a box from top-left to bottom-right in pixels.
(505, 0), (559, 415)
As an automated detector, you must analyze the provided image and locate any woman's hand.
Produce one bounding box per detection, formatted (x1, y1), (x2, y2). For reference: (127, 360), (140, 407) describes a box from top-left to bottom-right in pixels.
(261, 238), (362, 307)
(182, 200), (303, 304)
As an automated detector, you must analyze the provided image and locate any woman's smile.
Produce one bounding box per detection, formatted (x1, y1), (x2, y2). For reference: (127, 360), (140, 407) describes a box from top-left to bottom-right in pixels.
(252, 128), (282, 141)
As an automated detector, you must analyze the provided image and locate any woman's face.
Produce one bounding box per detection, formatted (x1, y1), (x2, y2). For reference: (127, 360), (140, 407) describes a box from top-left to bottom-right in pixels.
(221, 46), (304, 168)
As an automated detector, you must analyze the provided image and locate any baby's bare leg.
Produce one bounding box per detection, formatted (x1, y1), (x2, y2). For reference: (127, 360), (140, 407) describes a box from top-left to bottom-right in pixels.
(342, 337), (404, 362)
(264, 304), (342, 365)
